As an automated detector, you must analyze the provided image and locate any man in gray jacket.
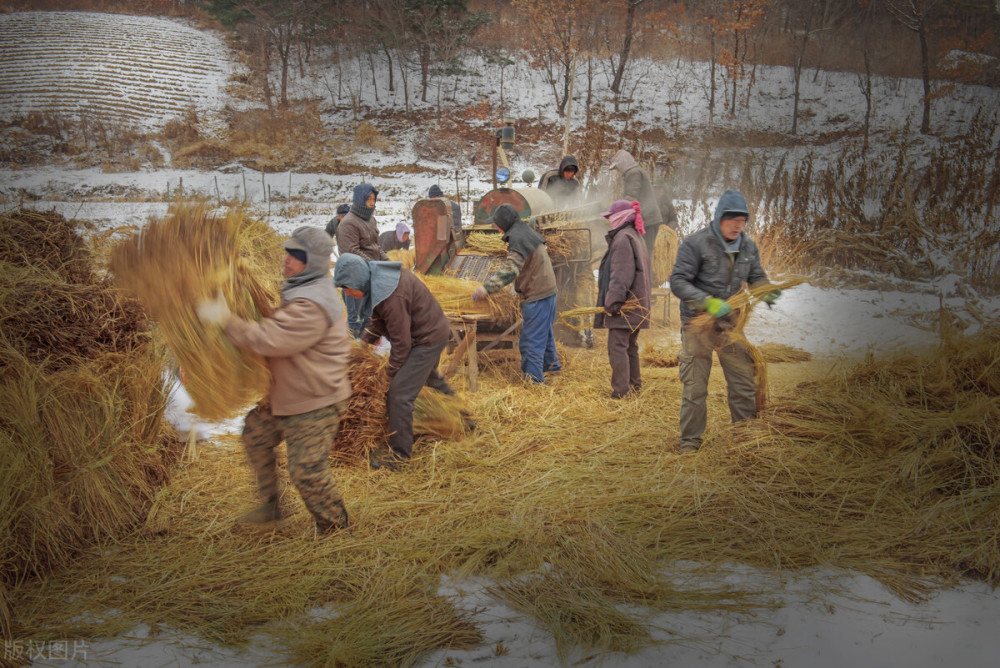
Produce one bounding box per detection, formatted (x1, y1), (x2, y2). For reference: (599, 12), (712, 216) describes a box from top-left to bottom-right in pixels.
(669, 190), (781, 454)
(608, 149), (663, 259)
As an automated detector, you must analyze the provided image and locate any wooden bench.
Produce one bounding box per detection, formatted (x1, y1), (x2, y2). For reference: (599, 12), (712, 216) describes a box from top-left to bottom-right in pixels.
(442, 315), (520, 393)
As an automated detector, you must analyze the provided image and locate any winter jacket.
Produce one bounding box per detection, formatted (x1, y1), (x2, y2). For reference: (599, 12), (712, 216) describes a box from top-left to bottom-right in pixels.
(609, 150), (663, 229)
(539, 156), (582, 208)
(595, 223), (652, 330)
(223, 296), (352, 416)
(670, 191), (768, 322)
(338, 211), (388, 261)
(360, 269), (452, 377)
(378, 229), (411, 253)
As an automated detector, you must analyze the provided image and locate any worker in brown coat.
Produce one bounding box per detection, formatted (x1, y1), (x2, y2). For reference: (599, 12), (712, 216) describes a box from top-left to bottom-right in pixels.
(594, 200), (652, 399)
(334, 252), (457, 470)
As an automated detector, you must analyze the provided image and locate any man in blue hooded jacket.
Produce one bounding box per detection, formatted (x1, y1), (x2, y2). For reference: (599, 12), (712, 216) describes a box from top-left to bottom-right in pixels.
(669, 190), (781, 454)
(334, 252), (456, 469)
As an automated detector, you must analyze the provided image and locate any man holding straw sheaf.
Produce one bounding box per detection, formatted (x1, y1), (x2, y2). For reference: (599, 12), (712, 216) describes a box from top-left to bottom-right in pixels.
(334, 252), (459, 470)
(196, 226), (353, 534)
(471, 203), (561, 384)
(669, 190), (782, 454)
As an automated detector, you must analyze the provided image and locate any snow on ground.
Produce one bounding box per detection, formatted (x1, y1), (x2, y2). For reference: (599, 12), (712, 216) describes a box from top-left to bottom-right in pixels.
(0, 12), (233, 132)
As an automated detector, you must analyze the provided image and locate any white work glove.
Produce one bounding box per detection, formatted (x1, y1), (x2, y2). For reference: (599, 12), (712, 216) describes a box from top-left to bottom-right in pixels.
(196, 290), (231, 326)
(472, 286), (488, 302)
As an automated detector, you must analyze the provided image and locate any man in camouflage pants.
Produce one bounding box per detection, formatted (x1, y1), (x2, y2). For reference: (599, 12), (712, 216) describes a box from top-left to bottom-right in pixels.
(198, 226), (353, 533)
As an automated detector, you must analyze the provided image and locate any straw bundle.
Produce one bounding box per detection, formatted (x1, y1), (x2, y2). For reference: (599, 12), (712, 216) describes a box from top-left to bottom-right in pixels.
(332, 343), (470, 463)
(416, 273), (520, 327)
(387, 248), (415, 271)
(543, 231), (574, 264)
(651, 226), (678, 287)
(557, 297), (646, 331)
(110, 203), (282, 420)
(640, 344), (679, 367)
(759, 343), (812, 362)
(458, 232), (507, 256)
(685, 277), (807, 412)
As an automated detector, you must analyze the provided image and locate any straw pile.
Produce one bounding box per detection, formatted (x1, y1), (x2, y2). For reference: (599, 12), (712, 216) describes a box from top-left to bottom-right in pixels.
(332, 343), (470, 463)
(458, 232), (506, 256)
(9, 326), (1000, 663)
(110, 202), (283, 420)
(0, 209), (181, 641)
(543, 231), (574, 264)
(417, 273), (520, 327)
(651, 226), (678, 286)
(386, 248), (415, 271)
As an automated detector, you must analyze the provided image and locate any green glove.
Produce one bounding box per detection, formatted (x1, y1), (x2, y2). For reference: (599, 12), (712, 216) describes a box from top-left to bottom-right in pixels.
(704, 297), (732, 318)
(761, 287), (782, 305)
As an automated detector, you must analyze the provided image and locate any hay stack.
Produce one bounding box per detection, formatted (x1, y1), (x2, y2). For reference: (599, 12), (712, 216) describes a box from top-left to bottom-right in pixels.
(110, 203), (282, 420)
(0, 209), (180, 637)
(458, 232), (506, 256)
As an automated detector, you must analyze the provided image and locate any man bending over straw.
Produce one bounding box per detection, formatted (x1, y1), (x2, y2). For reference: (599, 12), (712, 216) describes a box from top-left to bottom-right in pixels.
(669, 190), (782, 454)
(471, 203), (561, 384)
(197, 226), (353, 534)
(334, 252), (459, 471)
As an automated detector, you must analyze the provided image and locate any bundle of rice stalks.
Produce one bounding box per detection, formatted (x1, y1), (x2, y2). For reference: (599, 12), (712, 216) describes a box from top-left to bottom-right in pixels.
(557, 297), (646, 331)
(685, 277), (807, 412)
(387, 248), (415, 271)
(416, 273), (520, 327)
(332, 344), (470, 463)
(651, 226), (678, 287)
(458, 232), (507, 256)
(640, 344), (679, 367)
(110, 202), (282, 420)
(543, 231), (574, 264)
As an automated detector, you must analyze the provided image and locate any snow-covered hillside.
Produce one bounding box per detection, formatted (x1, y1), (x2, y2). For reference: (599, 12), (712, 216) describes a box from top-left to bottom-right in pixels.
(0, 11), (232, 130)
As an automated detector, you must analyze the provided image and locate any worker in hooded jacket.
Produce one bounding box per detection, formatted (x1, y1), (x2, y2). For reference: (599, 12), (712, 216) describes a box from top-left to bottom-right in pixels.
(196, 226), (352, 534)
(669, 190), (782, 454)
(334, 252), (456, 469)
(472, 203), (561, 384)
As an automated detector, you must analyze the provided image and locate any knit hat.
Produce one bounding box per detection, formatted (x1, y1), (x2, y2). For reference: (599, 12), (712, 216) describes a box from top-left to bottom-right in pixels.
(351, 183), (378, 221)
(336, 203), (350, 215)
(428, 184), (444, 198)
(485, 203), (520, 233)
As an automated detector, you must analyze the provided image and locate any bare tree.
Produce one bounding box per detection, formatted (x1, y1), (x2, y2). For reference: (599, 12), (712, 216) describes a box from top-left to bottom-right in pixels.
(889, 0), (939, 134)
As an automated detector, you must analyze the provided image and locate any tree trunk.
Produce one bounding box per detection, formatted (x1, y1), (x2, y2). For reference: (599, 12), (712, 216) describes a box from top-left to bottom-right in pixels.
(610, 0), (640, 96)
(919, 23), (932, 134)
(420, 45), (430, 102)
(384, 48), (394, 93)
(708, 32), (716, 127)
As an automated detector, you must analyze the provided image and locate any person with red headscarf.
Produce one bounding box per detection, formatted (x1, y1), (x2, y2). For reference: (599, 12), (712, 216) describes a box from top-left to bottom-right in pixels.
(594, 200), (652, 399)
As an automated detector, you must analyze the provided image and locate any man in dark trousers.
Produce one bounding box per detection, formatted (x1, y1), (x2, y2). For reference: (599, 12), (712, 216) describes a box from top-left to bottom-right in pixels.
(471, 203), (561, 384)
(428, 184), (462, 234)
(594, 200), (652, 399)
(337, 183), (388, 338)
(669, 189), (781, 454)
(608, 149), (663, 259)
(334, 252), (456, 469)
